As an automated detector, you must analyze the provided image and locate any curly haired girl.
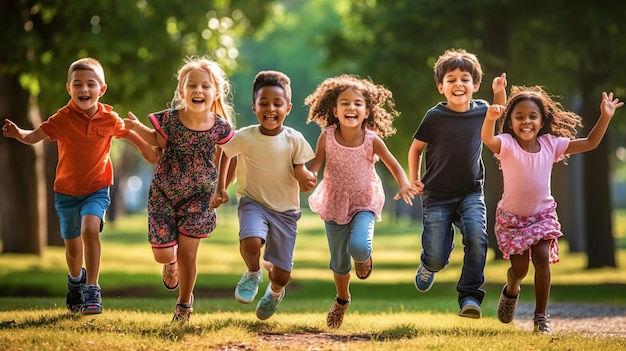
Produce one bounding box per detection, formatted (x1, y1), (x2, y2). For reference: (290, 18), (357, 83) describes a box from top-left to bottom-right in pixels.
(305, 74), (420, 328)
(481, 85), (623, 333)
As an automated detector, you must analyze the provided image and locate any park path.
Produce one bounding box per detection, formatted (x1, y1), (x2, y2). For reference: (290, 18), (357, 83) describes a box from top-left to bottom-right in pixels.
(514, 302), (626, 338)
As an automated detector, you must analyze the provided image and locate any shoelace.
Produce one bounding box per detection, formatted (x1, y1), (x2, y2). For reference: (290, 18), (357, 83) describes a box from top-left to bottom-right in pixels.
(419, 268), (433, 282)
(83, 287), (100, 303)
(241, 276), (260, 291)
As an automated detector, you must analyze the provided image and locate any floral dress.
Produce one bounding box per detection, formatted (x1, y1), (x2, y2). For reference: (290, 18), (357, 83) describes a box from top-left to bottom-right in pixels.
(147, 109), (233, 246)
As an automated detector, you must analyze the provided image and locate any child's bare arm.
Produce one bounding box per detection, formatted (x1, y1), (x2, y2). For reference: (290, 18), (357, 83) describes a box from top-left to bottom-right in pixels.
(294, 163), (317, 192)
(492, 73), (507, 106)
(373, 136), (416, 205)
(124, 112), (161, 147)
(407, 139), (426, 193)
(481, 104), (505, 154)
(566, 92), (623, 155)
(210, 148), (233, 209)
(2, 119), (47, 145)
(124, 130), (161, 164)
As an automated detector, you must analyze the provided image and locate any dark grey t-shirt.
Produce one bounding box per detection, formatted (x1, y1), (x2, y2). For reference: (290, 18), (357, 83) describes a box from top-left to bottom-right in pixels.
(413, 99), (488, 197)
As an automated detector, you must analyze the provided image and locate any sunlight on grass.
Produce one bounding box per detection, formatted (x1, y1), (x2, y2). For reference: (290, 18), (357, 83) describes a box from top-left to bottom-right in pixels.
(1, 208), (626, 350)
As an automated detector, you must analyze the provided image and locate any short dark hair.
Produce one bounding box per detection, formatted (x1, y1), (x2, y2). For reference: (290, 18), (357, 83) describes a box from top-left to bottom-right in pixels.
(252, 70), (292, 103)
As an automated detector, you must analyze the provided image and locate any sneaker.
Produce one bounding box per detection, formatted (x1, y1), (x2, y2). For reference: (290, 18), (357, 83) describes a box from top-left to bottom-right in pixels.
(459, 298), (482, 319)
(235, 271), (262, 304)
(66, 268), (86, 313)
(355, 256), (373, 280)
(415, 264), (435, 292)
(533, 313), (551, 334)
(255, 285), (285, 320)
(497, 284), (519, 323)
(327, 298), (350, 328)
(81, 284), (102, 315)
(162, 262), (179, 290)
(172, 294), (194, 322)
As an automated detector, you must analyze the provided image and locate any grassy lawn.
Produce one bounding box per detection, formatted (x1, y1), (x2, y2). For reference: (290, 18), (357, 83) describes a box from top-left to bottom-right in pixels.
(0, 207), (625, 350)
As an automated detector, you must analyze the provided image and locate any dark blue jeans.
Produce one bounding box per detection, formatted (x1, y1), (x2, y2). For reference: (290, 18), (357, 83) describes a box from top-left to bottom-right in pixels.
(420, 191), (488, 306)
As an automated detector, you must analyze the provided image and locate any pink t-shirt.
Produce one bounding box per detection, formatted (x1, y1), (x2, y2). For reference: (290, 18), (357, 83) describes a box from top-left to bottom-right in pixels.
(308, 125), (385, 225)
(495, 133), (570, 217)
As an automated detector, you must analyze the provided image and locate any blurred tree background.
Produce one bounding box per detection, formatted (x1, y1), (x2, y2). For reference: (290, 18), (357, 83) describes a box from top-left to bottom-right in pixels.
(1, 0), (625, 269)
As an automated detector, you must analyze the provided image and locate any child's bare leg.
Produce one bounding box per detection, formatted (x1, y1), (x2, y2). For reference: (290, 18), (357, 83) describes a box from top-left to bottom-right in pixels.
(81, 214), (102, 286)
(176, 235), (200, 305)
(507, 252), (530, 296)
(531, 240), (551, 315)
(240, 237), (263, 272)
(333, 272), (351, 302)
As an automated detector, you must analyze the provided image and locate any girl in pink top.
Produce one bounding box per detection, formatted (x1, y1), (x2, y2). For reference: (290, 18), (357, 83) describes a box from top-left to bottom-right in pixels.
(481, 85), (623, 334)
(305, 74), (420, 328)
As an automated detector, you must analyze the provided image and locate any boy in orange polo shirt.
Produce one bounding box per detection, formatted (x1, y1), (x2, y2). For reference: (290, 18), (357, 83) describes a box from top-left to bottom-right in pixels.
(2, 57), (158, 314)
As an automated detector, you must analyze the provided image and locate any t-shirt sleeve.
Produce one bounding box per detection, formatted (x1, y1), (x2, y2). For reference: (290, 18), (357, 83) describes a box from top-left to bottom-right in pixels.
(552, 136), (570, 163)
(292, 132), (315, 165)
(494, 134), (512, 160)
(113, 112), (129, 138)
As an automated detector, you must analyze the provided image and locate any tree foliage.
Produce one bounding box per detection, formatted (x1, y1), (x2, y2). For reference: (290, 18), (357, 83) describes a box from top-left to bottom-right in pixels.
(313, 0), (626, 267)
(0, 0), (274, 253)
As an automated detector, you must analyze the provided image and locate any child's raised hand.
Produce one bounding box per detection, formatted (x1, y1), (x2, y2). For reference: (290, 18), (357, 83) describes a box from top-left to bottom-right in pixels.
(124, 112), (142, 131)
(486, 104), (505, 121)
(600, 92), (624, 118)
(492, 73), (507, 95)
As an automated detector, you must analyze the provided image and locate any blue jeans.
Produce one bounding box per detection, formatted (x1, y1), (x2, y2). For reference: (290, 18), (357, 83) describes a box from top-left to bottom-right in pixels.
(420, 191), (488, 305)
(325, 211), (375, 276)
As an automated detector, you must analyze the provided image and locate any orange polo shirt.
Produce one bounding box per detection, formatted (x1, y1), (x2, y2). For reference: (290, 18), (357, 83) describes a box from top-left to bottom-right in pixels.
(40, 100), (129, 196)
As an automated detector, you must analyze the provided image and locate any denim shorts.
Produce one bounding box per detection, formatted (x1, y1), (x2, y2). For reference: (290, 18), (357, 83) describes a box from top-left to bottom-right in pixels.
(54, 187), (110, 240)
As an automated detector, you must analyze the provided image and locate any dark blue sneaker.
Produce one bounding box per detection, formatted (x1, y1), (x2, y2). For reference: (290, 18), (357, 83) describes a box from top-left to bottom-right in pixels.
(415, 264), (435, 292)
(66, 268), (86, 313)
(81, 284), (102, 315)
(459, 298), (482, 319)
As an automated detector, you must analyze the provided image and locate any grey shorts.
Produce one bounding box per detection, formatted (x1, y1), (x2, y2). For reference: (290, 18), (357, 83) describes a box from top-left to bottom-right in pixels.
(238, 196), (301, 272)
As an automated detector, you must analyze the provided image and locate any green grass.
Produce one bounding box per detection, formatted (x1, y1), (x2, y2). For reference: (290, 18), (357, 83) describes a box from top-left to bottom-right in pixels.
(1, 207), (625, 350)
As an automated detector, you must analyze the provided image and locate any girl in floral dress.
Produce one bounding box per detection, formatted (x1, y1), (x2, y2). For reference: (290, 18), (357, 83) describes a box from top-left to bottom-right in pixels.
(481, 85), (622, 333)
(305, 74), (420, 328)
(125, 56), (234, 321)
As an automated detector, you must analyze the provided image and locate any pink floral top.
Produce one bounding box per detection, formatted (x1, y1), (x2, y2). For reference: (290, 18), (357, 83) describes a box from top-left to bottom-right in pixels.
(308, 125), (385, 225)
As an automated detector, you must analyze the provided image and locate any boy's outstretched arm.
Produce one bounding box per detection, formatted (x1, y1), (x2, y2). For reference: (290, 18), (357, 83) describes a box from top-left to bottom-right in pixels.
(2, 119), (47, 145)
(492, 73), (507, 106)
(124, 112), (162, 147)
(407, 139), (425, 194)
(124, 130), (161, 164)
(566, 92), (623, 155)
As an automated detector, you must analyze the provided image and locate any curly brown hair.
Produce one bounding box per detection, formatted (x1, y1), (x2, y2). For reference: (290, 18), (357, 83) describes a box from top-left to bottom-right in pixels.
(499, 85), (583, 140)
(304, 74), (399, 139)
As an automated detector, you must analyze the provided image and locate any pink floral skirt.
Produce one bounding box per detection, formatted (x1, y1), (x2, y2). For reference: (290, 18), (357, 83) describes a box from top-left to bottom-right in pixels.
(494, 203), (563, 263)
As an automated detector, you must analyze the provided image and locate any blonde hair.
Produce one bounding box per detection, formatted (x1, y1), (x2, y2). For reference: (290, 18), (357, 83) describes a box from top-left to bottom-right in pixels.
(170, 56), (235, 125)
(67, 57), (106, 85)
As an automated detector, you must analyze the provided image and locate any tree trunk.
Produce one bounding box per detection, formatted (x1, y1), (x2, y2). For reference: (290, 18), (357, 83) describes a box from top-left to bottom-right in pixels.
(45, 141), (62, 246)
(580, 86), (616, 268)
(0, 73), (45, 254)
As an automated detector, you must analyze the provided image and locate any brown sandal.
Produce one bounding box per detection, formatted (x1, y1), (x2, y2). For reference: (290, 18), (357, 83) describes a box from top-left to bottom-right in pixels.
(355, 256), (372, 280)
